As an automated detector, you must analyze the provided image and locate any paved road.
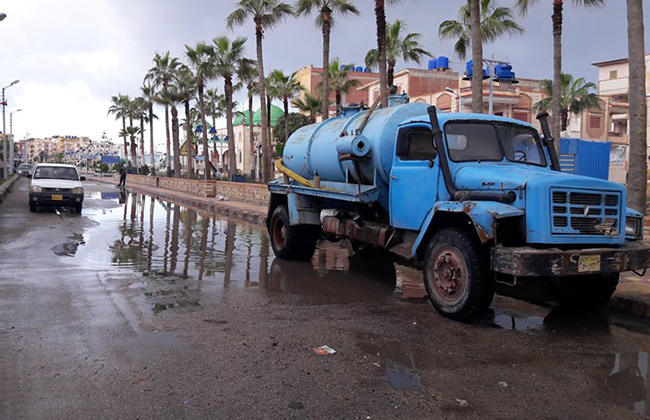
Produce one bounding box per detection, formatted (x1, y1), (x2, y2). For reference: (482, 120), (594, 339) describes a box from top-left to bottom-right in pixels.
(1, 177), (649, 420)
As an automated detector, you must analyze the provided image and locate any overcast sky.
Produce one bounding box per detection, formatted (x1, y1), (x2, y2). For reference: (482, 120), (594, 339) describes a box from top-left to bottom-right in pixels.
(1, 0), (648, 150)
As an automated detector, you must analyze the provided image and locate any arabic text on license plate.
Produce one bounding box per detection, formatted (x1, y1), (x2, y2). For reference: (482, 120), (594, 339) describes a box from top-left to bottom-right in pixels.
(578, 255), (601, 273)
(51, 194), (63, 200)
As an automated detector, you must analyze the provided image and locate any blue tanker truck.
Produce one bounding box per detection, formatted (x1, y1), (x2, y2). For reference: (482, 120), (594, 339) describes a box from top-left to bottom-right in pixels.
(266, 94), (650, 321)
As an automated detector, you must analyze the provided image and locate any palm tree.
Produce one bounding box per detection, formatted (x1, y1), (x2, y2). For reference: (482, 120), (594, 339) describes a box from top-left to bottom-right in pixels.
(119, 125), (141, 167)
(236, 58), (259, 179)
(133, 96), (149, 172)
(533, 73), (600, 132)
(213, 36), (250, 179)
(175, 66), (197, 179)
(327, 59), (360, 110)
(186, 42), (217, 180)
(146, 52), (181, 176)
(108, 94), (130, 159)
(157, 86), (184, 178)
(141, 82), (158, 173)
(226, 0), (294, 183)
(204, 88), (226, 165)
(516, 0), (606, 149)
(268, 70), (302, 142)
(293, 93), (322, 123)
(374, 0), (401, 107)
(295, 0), (360, 120)
(439, 0), (524, 60)
(626, 0), (647, 212)
(365, 19), (432, 88)
(470, 0), (483, 113)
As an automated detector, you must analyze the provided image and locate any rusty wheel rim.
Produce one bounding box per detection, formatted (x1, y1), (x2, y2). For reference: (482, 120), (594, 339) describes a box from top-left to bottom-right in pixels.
(430, 246), (468, 303)
(272, 216), (287, 249)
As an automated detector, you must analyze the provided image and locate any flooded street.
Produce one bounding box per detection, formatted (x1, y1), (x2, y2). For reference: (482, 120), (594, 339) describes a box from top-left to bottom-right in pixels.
(2, 178), (650, 419)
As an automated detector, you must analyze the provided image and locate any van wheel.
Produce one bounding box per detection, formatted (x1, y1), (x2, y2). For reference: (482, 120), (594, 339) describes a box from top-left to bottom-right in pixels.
(423, 227), (494, 321)
(551, 274), (619, 308)
(75, 204), (83, 214)
(269, 204), (320, 260)
(29, 204), (36, 212)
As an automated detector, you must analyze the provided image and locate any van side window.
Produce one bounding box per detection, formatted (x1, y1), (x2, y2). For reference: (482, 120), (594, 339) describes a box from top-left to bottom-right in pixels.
(396, 126), (436, 161)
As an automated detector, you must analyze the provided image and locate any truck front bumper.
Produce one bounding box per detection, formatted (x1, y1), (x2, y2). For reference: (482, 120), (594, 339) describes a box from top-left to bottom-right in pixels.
(491, 241), (650, 277)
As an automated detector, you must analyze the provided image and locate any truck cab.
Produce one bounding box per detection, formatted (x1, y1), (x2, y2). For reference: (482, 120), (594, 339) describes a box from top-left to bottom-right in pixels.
(267, 99), (649, 321)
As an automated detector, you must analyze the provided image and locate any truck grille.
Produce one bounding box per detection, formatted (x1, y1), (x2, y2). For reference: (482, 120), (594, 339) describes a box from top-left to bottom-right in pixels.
(43, 187), (72, 193)
(551, 189), (620, 236)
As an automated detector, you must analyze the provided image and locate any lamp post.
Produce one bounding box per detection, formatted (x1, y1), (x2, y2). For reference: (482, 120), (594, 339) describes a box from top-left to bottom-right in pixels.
(10, 108), (22, 172)
(2, 79), (20, 179)
(444, 87), (463, 112)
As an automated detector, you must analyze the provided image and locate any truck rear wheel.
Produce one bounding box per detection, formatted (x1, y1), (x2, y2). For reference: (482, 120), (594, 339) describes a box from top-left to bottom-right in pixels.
(270, 204), (320, 261)
(423, 227), (494, 321)
(551, 274), (619, 308)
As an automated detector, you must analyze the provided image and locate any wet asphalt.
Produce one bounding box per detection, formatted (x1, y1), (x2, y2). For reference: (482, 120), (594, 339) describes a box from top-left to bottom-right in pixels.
(1, 177), (650, 420)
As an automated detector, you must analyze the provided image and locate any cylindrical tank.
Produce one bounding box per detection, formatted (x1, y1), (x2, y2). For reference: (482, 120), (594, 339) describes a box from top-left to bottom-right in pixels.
(282, 102), (431, 202)
(436, 56), (449, 69)
(427, 59), (437, 70)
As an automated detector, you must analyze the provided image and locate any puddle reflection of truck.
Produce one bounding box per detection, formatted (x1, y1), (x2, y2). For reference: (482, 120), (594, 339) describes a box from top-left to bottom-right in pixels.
(266, 95), (650, 321)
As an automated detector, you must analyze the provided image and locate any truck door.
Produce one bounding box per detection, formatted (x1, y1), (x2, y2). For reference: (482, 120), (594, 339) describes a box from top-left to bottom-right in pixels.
(389, 124), (439, 230)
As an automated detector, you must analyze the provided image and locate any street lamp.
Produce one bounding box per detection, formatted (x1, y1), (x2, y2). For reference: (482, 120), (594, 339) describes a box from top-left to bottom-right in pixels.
(444, 87), (463, 112)
(10, 108), (22, 172)
(2, 79), (20, 179)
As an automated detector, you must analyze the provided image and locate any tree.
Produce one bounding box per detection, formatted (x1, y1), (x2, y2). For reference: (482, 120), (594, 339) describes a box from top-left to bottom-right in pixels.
(186, 42), (217, 179)
(236, 58), (259, 180)
(275, 112), (311, 140)
(227, 0), (294, 183)
(365, 19), (432, 88)
(119, 126), (142, 168)
(626, 0), (647, 212)
(268, 70), (302, 142)
(213, 35), (249, 178)
(293, 93), (322, 123)
(157, 86), (184, 177)
(133, 96), (149, 172)
(516, 0), (606, 150)
(374, 0), (401, 107)
(295, 0), (360, 120)
(204, 87), (226, 165)
(108, 94), (130, 159)
(439, 0), (524, 60)
(533, 73), (600, 131)
(175, 66), (197, 179)
(327, 59), (360, 110)
(146, 52), (181, 176)
(141, 82), (158, 173)
(470, 0), (483, 113)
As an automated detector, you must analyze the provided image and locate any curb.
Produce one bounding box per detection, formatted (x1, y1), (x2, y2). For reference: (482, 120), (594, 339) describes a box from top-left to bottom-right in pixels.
(0, 175), (19, 203)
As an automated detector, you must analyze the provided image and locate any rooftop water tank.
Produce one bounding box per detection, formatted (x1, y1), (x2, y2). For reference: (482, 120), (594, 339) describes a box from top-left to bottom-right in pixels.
(355, 66), (363, 72)
(427, 59), (437, 70)
(436, 56), (449, 70)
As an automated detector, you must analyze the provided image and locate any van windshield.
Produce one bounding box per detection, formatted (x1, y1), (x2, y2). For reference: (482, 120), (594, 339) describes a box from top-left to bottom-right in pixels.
(33, 166), (79, 180)
(445, 122), (547, 167)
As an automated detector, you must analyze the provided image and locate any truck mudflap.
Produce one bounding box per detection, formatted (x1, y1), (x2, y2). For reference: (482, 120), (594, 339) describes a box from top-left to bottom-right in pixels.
(491, 241), (650, 277)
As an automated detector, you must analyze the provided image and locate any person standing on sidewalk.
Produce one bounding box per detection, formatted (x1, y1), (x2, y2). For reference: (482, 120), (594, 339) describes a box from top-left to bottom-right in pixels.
(117, 165), (127, 187)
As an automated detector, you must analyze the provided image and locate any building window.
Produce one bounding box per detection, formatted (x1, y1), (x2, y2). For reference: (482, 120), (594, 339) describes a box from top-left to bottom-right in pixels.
(590, 115), (602, 129)
(513, 112), (529, 122)
(609, 70), (618, 80)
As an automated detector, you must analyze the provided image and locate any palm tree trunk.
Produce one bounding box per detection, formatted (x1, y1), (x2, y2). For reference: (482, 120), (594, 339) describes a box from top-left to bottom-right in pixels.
(551, 0), (563, 155)
(283, 96), (289, 142)
(375, 0), (388, 107)
(140, 118), (145, 173)
(171, 107), (181, 178)
(626, 0), (647, 212)
(165, 104), (171, 177)
(225, 76), (238, 179)
(336, 90), (342, 109)
(149, 104), (155, 174)
(321, 9), (331, 120)
(470, 0), (483, 113)
(197, 82), (211, 180)
(121, 116), (127, 161)
(267, 94), (272, 128)
(255, 18), (271, 183)
(248, 90), (255, 180)
(387, 60), (396, 89)
(184, 100), (194, 179)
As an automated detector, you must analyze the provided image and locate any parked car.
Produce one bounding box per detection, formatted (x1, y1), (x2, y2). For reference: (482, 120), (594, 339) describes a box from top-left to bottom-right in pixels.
(28, 163), (85, 213)
(17, 163), (33, 177)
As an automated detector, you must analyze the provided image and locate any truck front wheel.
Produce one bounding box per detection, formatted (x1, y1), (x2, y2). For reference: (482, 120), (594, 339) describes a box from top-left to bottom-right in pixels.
(270, 204), (320, 261)
(423, 227), (495, 321)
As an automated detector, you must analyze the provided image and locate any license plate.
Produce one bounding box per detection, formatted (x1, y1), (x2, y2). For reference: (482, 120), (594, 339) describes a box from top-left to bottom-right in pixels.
(51, 194), (63, 200)
(578, 255), (601, 273)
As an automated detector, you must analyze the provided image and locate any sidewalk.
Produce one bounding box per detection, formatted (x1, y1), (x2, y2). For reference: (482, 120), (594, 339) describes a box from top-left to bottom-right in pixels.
(93, 175), (650, 319)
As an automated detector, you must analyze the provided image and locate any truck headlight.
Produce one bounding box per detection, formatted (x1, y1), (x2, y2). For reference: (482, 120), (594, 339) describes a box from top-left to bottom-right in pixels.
(625, 217), (643, 239)
(72, 187), (84, 194)
(30, 185), (42, 193)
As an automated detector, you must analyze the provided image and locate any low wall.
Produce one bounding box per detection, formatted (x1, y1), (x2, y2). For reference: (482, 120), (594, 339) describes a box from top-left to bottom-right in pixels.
(120, 174), (269, 205)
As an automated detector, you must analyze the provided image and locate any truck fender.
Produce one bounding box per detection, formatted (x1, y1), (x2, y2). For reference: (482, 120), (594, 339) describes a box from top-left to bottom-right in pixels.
(411, 200), (524, 258)
(287, 192), (321, 226)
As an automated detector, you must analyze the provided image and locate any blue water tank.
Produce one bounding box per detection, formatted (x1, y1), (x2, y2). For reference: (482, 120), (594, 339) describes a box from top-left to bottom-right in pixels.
(363, 67), (370, 73)
(465, 60), (489, 78)
(559, 138), (610, 180)
(355, 66), (363, 72)
(495, 63), (516, 80)
(428, 59), (437, 70)
(436, 56), (449, 69)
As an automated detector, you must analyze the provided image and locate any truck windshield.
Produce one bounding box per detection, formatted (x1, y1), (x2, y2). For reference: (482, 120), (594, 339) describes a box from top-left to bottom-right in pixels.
(33, 166), (79, 180)
(445, 122), (547, 167)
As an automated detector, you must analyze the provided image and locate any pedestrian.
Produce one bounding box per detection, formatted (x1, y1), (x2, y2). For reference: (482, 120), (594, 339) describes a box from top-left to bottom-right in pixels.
(117, 165), (127, 187)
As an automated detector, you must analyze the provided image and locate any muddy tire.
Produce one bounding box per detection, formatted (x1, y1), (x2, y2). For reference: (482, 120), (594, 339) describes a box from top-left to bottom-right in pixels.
(423, 227), (494, 321)
(269, 204), (320, 261)
(551, 274), (619, 308)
